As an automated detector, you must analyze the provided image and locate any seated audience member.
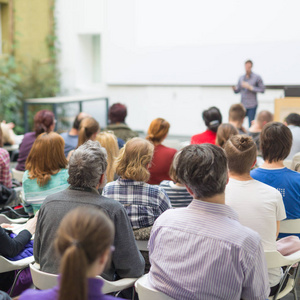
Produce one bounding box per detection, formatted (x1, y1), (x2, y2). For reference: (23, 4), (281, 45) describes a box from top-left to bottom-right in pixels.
(215, 123), (238, 148)
(248, 110), (273, 153)
(19, 207), (124, 300)
(22, 132), (69, 215)
(159, 151), (193, 208)
(228, 103), (247, 134)
(105, 103), (138, 142)
(0, 126), (12, 189)
(102, 138), (171, 231)
(0, 121), (15, 145)
(96, 132), (119, 183)
(16, 110), (55, 171)
(251, 122), (300, 238)
(191, 106), (222, 145)
(34, 140), (144, 279)
(224, 135), (286, 296)
(285, 113), (300, 160)
(146, 118), (177, 184)
(60, 112), (90, 156)
(148, 144), (269, 300)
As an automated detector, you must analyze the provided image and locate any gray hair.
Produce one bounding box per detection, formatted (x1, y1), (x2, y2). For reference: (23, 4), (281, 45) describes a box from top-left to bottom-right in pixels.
(68, 140), (107, 188)
(176, 144), (228, 199)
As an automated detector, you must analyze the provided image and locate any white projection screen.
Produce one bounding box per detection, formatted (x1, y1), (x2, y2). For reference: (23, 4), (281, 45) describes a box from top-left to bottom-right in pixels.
(105, 0), (300, 86)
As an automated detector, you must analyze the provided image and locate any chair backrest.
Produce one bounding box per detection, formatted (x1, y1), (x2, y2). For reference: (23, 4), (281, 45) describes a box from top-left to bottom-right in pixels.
(11, 168), (25, 183)
(291, 152), (300, 171)
(279, 219), (300, 234)
(0, 256), (34, 273)
(135, 274), (174, 300)
(136, 240), (148, 251)
(264, 250), (300, 269)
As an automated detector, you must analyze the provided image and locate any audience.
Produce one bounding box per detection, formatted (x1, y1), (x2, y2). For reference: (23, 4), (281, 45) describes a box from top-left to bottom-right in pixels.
(22, 132), (69, 215)
(148, 143), (269, 299)
(191, 106), (222, 145)
(251, 122), (300, 238)
(224, 135), (286, 296)
(159, 151), (193, 208)
(228, 103), (247, 134)
(19, 207), (123, 300)
(146, 118), (177, 184)
(0, 126), (12, 189)
(16, 110), (56, 171)
(105, 103), (138, 142)
(215, 123), (238, 148)
(34, 140), (144, 280)
(285, 113), (300, 160)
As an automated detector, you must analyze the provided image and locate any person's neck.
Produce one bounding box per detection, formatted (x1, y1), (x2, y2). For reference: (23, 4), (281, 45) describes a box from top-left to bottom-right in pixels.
(229, 171), (252, 181)
(229, 120), (243, 129)
(175, 182), (185, 187)
(69, 128), (78, 136)
(197, 193), (225, 205)
(261, 160), (285, 169)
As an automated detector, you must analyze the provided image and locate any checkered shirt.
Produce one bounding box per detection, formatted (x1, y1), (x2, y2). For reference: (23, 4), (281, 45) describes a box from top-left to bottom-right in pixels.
(0, 148), (12, 188)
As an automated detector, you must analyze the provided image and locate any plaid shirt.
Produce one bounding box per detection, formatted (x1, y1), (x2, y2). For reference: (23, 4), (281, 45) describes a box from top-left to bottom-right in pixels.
(102, 178), (172, 229)
(0, 148), (12, 188)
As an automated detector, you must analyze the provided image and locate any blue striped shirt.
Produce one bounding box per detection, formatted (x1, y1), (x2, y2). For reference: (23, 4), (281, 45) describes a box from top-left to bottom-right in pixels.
(148, 199), (269, 300)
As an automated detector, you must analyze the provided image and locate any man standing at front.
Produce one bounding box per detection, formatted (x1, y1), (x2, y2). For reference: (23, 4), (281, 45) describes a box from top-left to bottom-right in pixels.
(148, 144), (269, 300)
(233, 60), (265, 126)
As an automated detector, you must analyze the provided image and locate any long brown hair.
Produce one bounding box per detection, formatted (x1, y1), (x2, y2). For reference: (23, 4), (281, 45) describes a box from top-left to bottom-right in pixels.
(55, 207), (114, 300)
(77, 117), (100, 147)
(146, 118), (170, 144)
(25, 132), (68, 186)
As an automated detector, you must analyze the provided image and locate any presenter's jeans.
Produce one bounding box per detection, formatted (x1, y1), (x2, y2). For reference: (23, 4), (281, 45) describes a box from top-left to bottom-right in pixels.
(246, 106), (257, 127)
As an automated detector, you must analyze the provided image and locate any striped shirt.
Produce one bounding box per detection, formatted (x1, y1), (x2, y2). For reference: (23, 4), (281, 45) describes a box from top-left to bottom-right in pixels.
(0, 148), (12, 188)
(159, 180), (193, 208)
(102, 178), (171, 229)
(148, 199), (269, 300)
(234, 72), (265, 109)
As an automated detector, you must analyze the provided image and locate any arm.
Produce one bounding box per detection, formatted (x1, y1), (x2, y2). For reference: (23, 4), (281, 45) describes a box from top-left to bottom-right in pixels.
(233, 77), (242, 93)
(276, 221), (280, 238)
(158, 189), (172, 213)
(252, 76), (265, 93)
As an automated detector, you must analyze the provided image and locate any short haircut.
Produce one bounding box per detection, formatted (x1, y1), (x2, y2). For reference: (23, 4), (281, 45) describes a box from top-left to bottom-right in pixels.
(146, 118), (170, 144)
(109, 103), (127, 123)
(224, 135), (257, 175)
(245, 59), (253, 65)
(68, 140), (107, 188)
(257, 110), (273, 127)
(202, 107), (222, 133)
(260, 122), (292, 163)
(34, 110), (55, 136)
(115, 137), (154, 182)
(176, 144), (228, 199)
(285, 113), (300, 126)
(229, 104), (246, 122)
(216, 123), (238, 148)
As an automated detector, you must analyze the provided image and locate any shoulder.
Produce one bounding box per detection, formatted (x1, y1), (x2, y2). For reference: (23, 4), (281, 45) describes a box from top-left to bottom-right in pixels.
(0, 148), (9, 159)
(19, 287), (57, 300)
(159, 180), (171, 187)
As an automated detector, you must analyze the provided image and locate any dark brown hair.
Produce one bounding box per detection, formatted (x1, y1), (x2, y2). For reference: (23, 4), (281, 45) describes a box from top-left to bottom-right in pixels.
(109, 103), (127, 123)
(229, 104), (246, 122)
(55, 207), (114, 300)
(26, 132), (68, 186)
(224, 135), (257, 174)
(260, 122), (292, 163)
(216, 123), (238, 148)
(285, 113), (300, 126)
(146, 118), (170, 144)
(202, 107), (222, 133)
(77, 117), (100, 147)
(34, 110), (55, 136)
(245, 59), (253, 65)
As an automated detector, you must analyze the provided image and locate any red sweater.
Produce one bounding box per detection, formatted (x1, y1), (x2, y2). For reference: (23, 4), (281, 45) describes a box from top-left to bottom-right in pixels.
(191, 130), (217, 145)
(148, 144), (177, 185)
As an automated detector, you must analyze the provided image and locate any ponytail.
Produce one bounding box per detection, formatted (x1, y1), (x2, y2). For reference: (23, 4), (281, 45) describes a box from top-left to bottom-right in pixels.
(77, 117), (100, 148)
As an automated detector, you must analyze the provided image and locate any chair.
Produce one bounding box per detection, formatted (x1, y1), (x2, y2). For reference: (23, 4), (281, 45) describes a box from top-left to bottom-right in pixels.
(279, 219), (300, 234)
(11, 169), (24, 183)
(265, 250), (300, 300)
(136, 240), (148, 251)
(30, 263), (138, 294)
(135, 274), (174, 300)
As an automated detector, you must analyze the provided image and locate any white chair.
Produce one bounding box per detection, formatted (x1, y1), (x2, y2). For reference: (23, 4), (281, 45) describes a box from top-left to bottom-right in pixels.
(0, 214), (28, 225)
(265, 250), (300, 300)
(279, 219), (300, 234)
(136, 240), (148, 251)
(30, 263), (138, 294)
(135, 274), (174, 300)
(11, 168), (25, 183)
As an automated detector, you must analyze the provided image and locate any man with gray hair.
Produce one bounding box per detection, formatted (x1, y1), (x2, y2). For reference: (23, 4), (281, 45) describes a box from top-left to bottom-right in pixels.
(148, 144), (269, 300)
(34, 140), (145, 280)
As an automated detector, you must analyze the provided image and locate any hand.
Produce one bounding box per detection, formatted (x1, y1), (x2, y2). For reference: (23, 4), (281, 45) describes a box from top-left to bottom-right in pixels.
(25, 215), (37, 235)
(241, 81), (253, 91)
(0, 223), (14, 229)
(232, 86), (236, 91)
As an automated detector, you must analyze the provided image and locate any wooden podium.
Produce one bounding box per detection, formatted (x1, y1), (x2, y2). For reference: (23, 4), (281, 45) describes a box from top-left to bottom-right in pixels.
(274, 98), (300, 122)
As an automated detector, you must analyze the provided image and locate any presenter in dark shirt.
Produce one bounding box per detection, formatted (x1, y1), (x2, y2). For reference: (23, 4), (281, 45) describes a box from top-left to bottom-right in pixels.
(233, 60), (265, 126)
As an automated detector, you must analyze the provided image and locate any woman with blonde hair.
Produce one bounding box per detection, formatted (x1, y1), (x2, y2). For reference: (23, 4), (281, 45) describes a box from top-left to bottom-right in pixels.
(96, 132), (119, 183)
(216, 123), (238, 148)
(22, 132), (69, 215)
(19, 206), (121, 300)
(146, 118), (177, 184)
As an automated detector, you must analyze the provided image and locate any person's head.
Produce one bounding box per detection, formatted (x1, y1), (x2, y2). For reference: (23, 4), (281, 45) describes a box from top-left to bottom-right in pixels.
(169, 151), (182, 184)
(245, 59), (253, 75)
(224, 135), (257, 175)
(216, 123), (238, 148)
(285, 113), (300, 127)
(95, 132), (119, 183)
(26, 132), (68, 186)
(77, 117), (100, 147)
(68, 140), (107, 189)
(228, 104), (246, 124)
(108, 103), (127, 124)
(260, 122), (292, 163)
(34, 110), (55, 136)
(176, 144), (228, 199)
(72, 112), (90, 130)
(115, 137), (154, 182)
(256, 110), (273, 129)
(202, 107), (222, 133)
(55, 207), (114, 300)
(146, 118), (170, 144)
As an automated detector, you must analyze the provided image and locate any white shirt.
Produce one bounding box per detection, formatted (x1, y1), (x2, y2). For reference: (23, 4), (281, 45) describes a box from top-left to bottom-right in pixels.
(287, 125), (300, 160)
(225, 178), (286, 287)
